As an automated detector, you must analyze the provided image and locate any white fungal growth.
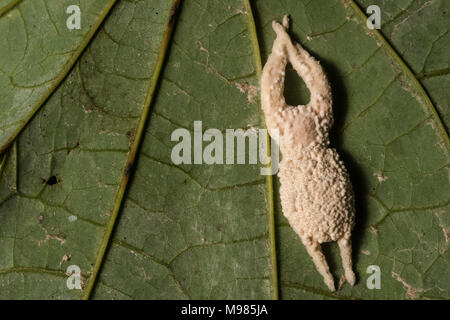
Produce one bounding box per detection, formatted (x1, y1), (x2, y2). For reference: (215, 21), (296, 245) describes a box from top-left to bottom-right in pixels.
(261, 15), (356, 291)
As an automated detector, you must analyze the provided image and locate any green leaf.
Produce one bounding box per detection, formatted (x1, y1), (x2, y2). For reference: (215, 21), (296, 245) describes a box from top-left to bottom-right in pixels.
(254, 0), (449, 299)
(0, 0), (178, 299)
(355, 0), (450, 132)
(0, 0), (448, 300)
(91, 0), (276, 299)
(0, 0), (117, 153)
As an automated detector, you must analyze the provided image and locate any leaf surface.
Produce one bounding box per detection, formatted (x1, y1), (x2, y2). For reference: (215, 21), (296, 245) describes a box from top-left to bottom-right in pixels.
(355, 0), (450, 132)
(92, 0), (276, 299)
(0, 0), (117, 153)
(0, 0), (448, 300)
(0, 0), (177, 299)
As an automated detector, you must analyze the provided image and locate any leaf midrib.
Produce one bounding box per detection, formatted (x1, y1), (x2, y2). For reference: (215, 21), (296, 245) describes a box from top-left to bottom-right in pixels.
(0, 0), (23, 17)
(244, 0), (279, 300)
(82, 0), (181, 300)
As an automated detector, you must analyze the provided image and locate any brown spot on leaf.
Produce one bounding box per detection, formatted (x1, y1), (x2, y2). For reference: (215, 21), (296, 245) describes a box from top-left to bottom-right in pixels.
(235, 82), (258, 103)
(60, 254), (71, 266)
(373, 172), (388, 183)
(392, 272), (420, 299)
(444, 229), (450, 243)
(369, 225), (379, 235)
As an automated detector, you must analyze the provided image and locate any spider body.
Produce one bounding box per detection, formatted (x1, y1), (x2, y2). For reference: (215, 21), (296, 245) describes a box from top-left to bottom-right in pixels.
(261, 15), (356, 291)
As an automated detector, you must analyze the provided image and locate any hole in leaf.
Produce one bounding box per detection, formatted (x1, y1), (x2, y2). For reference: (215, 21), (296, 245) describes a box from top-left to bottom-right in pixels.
(43, 175), (60, 186)
(283, 63), (310, 107)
